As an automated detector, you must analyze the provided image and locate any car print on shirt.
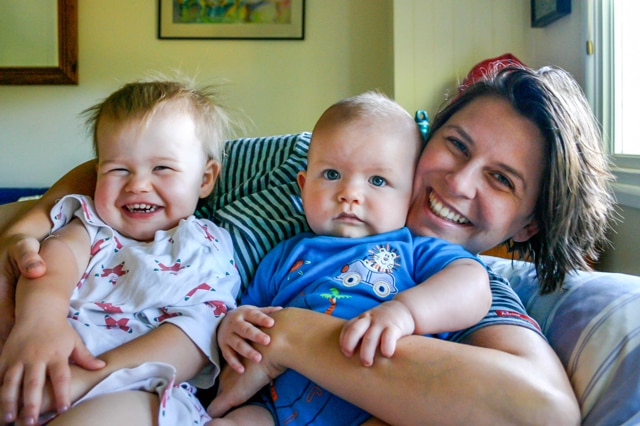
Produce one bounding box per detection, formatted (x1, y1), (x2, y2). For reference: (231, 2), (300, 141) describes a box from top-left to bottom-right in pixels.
(335, 244), (400, 298)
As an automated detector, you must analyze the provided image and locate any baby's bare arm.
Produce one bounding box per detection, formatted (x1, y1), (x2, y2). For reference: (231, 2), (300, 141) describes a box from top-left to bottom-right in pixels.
(340, 258), (491, 366)
(396, 258), (491, 334)
(0, 219), (104, 425)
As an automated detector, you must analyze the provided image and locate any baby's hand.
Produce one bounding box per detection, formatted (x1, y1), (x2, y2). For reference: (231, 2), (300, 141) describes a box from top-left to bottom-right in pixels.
(218, 305), (282, 374)
(339, 300), (415, 367)
(0, 318), (104, 425)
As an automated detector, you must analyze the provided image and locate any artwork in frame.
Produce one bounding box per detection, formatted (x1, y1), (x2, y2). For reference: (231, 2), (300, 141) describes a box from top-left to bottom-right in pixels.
(531, 0), (571, 28)
(158, 0), (305, 40)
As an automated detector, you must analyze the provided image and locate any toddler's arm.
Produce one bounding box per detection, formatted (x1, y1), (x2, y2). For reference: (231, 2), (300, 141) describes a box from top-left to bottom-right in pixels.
(217, 305), (282, 374)
(34, 322), (211, 420)
(340, 258), (490, 366)
(0, 219), (104, 425)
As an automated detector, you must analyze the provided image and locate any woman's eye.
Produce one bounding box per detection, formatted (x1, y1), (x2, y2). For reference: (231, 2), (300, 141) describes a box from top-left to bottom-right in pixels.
(492, 172), (514, 189)
(449, 138), (469, 155)
(323, 169), (340, 180)
(369, 176), (387, 187)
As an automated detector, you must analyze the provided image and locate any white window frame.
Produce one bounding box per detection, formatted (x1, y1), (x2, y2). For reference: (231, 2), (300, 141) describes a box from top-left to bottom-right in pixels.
(586, 0), (640, 209)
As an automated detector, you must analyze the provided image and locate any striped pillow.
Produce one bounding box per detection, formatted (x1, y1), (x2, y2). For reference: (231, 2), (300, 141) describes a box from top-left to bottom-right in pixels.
(196, 133), (311, 288)
(483, 256), (640, 425)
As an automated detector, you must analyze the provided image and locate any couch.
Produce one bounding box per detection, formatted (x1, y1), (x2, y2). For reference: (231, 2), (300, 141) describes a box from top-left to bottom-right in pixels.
(2, 131), (639, 424)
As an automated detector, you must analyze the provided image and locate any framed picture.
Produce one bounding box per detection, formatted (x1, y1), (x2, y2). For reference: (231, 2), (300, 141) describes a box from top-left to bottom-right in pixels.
(531, 0), (571, 28)
(158, 0), (305, 40)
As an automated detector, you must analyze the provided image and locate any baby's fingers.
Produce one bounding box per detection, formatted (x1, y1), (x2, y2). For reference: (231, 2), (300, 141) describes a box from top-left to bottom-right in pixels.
(241, 306), (281, 330)
(46, 361), (71, 416)
(339, 317), (371, 357)
(358, 326), (385, 367)
(220, 345), (246, 375)
(0, 363), (24, 423)
(379, 327), (402, 358)
(69, 338), (106, 371)
(17, 363), (47, 425)
(221, 332), (264, 367)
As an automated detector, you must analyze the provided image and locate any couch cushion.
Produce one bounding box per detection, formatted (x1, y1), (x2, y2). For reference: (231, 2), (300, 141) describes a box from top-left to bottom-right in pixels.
(483, 255), (640, 425)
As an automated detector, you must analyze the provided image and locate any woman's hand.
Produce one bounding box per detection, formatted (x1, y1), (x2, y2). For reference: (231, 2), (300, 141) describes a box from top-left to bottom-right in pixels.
(207, 357), (284, 418)
(217, 305), (281, 374)
(0, 233), (46, 349)
(0, 316), (104, 425)
(339, 300), (415, 367)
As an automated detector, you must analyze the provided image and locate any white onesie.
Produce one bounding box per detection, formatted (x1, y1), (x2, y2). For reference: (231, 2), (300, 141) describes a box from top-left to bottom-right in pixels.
(46, 194), (240, 425)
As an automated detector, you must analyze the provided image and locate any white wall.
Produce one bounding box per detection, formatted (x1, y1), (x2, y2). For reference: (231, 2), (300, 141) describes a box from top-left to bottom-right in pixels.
(0, 0), (393, 187)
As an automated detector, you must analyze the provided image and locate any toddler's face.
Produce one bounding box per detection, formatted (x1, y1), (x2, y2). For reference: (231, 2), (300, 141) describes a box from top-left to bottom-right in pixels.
(298, 119), (420, 238)
(93, 106), (216, 241)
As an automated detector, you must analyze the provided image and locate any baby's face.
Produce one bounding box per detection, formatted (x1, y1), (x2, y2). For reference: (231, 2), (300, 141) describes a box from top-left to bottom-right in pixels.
(298, 119), (420, 238)
(93, 107), (216, 241)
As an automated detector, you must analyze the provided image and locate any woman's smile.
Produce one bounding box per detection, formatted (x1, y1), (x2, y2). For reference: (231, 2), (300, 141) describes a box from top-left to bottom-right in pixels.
(427, 190), (470, 225)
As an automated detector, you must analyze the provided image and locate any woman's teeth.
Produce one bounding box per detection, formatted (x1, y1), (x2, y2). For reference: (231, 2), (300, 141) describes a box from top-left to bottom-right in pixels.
(428, 193), (469, 224)
(126, 204), (158, 213)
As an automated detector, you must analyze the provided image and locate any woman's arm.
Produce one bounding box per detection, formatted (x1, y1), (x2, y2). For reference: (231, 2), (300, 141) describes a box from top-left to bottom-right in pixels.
(0, 220), (102, 424)
(2, 160), (97, 243)
(211, 308), (580, 426)
(0, 161), (97, 345)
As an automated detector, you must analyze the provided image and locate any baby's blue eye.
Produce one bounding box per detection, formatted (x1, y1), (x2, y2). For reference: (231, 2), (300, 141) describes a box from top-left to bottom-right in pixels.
(323, 169), (340, 180)
(370, 176), (386, 187)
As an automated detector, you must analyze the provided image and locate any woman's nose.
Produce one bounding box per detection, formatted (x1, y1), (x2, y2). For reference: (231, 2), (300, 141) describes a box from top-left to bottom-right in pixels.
(445, 165), (478, 199)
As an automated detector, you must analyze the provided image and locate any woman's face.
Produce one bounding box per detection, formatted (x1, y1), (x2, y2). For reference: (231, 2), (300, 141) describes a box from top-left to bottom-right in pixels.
(407, 96), (545, 254)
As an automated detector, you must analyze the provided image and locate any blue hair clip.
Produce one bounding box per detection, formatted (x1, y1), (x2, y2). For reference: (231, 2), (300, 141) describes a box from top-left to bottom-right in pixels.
(414, 110), (429, 141)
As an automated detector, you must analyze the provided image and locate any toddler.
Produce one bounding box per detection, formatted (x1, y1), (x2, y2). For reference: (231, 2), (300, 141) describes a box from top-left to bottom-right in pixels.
(0, 79), (241, 425)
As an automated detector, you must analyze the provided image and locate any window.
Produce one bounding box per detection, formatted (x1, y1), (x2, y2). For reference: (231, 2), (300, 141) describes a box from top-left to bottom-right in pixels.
(587, 0), (640, 208)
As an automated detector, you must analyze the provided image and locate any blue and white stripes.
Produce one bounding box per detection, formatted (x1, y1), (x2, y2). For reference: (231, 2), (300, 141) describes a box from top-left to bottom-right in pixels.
(196, 133), (311, 288)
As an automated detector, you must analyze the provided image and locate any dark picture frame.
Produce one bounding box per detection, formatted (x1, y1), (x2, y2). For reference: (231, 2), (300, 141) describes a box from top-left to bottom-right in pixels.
(0, 0), (78, 85)
(158, 0), (305, 40)
(531, 0), (571, 28)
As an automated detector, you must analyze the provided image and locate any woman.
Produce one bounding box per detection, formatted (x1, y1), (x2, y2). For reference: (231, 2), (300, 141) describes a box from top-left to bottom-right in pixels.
(0, 66), (613, 424)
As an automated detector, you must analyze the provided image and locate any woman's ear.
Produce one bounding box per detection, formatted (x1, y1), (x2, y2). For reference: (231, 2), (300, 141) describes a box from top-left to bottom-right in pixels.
(297, 170), (307, 192)
(512, 220), (539, 243)
(199, 159), (220, 198)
